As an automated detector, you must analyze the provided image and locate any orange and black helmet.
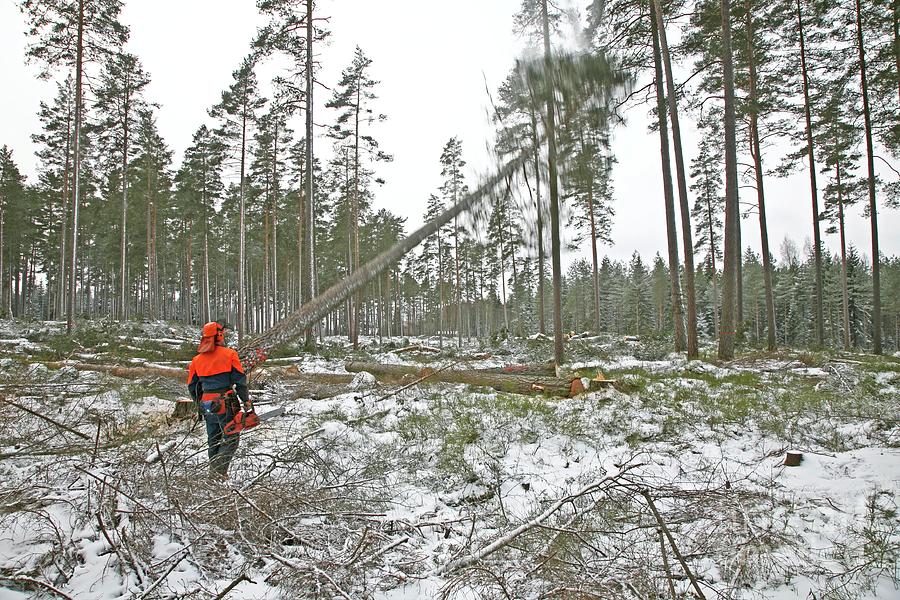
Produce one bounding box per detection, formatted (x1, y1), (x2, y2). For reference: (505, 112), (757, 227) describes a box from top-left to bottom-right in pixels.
(198, 321), (227, 353)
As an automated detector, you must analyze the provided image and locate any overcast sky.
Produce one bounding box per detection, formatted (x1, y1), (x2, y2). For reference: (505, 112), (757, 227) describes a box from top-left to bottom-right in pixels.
(1, 0), (897, 267)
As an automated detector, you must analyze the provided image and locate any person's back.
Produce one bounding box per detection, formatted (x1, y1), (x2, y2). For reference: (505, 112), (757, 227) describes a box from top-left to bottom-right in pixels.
(187, 321), (251, 478)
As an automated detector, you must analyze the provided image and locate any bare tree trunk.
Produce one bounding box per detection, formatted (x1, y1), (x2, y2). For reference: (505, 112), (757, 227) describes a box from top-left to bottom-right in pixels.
(438, 231), (444, 348)
(651, 14), (686, 353)
(272, 119), (279, 327)
(651, 0), (698, 359)
(67, 0), (84, 333)
(719, 0), (739, 360)
(796, 0), (825, 347)
(455, 213), (462, 348)
(837, 160), (851, 349)
(541, 0), (565, 365)
(304, 0), (316, 348)
(185, 221), (193, 323)
(530, 124), (546, 335)
(58, 95), (72, 319)
(706, 199), (720, 337)
(855, 0), (882, 354)
(746, 3), (776, 351)
(0, 210), (4, 318)
(507, 212), (519, 335)
(118, 72), (131, 322)
(238, 96), (248, 343)
(351, 84), (362, 349)
(200, 228), (209, 323)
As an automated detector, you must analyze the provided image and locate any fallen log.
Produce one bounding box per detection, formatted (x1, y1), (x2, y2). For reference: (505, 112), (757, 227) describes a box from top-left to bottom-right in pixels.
(345, 361), (586, 397)
(257, 365), (353, 384)
(477, 361), (557, 377)
(44, 361), (184, 380)
(393, 344), (441, 355)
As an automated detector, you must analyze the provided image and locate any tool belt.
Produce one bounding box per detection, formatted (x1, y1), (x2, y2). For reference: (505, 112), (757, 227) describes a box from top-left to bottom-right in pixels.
(200, 389), (239, 416)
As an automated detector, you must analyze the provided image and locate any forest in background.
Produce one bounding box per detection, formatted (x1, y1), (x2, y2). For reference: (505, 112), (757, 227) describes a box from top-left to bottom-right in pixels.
(0, 0), (899, 358)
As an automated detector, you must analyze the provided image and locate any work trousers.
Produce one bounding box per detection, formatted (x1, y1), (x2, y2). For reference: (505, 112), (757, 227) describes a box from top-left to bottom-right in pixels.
(204, 412), (240, 476)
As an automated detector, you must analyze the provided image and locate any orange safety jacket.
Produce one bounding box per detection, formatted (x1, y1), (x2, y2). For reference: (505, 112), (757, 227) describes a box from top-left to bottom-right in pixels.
(187, 345), (250, 405)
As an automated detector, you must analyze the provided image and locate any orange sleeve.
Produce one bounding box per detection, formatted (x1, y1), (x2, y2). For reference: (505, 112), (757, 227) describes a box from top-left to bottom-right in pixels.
(231, 349), (245, 374)
(187, 359), (196, 384)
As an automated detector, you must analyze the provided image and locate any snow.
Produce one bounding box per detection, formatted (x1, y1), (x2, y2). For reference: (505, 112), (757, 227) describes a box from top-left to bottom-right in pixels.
(1, 320), (898, 598)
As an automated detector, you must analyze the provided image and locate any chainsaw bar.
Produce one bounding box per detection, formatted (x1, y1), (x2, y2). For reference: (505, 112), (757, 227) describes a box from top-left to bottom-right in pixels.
(256, 406), (285, 421)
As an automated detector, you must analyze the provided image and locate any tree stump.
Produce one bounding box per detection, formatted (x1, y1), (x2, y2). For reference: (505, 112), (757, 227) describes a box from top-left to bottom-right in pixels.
(784, 451), (803, 467)
(172, 399), (197, 420)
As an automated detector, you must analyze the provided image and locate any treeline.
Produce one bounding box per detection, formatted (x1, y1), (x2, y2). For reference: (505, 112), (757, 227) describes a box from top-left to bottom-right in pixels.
(0, 0), (898, 357)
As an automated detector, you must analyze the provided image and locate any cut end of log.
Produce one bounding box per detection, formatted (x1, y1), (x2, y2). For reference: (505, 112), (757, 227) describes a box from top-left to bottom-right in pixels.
(784, 451), (803, 467)
(569, 378), (586, 396)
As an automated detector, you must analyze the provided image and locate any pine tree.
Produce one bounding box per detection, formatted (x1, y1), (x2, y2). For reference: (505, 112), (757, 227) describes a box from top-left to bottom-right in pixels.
(563, 111), (615, 334)
(0, 147), (28, 317)
(326, 46), (391, 348)
(720, 0), (740, 360)
(93, 50), (150, 321)
(31, 77), (75, 318)
(175, 126), (226, 324)
(651, 0), (699, 358)
(439, 137), (468, 347)
(21, 0), (128, 331)
(210, 56), (267, 341)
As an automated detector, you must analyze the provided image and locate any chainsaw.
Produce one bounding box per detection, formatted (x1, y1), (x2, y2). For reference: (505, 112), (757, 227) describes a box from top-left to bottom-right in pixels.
(224, 405), (285, 435)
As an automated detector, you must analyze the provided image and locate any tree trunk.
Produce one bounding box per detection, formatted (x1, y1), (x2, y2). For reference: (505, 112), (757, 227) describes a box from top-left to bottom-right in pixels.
(67, 0), (84, 333)
(531, 123), (546, 335)
(304, 0), (316, 348)
(118, 73), (131, 322)
(796, 0), (825, 347)
(837, 162), (851, 349)
(707, 201), (720, 337)
(746, 3), (777, 351)
(651, 0), (698, 359)
(581, 133), (602, 334)
(0, 210), (4, 318)
(345, 361), (595, 398)
(238, 95), (248, 343)
(719, 0), (739, 360)
(271, 118), (279, 328)
(59, 96), (72, 319)
(855, 0), (882, 354)
(541, 0), (565, 366)
(651, 13), (686, 353)
(236, 145), (529, 372)
(455, 213), (462, 348)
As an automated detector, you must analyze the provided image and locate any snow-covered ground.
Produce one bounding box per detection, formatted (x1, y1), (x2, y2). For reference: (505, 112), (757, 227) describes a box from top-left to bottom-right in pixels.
(0, 320), (897, 599)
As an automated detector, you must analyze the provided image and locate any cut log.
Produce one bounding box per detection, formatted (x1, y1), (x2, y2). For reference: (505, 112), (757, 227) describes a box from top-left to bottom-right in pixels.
(478, 361), (557, 376)
(257, 365), (354, 384)
(345, 361), (586, 397)
(393, 344), (441, 355)
(44, 361), (183, 380)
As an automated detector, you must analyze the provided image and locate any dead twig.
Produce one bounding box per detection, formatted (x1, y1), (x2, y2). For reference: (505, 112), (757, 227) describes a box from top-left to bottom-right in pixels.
(641, 490), (707, 600)
(438, 465), (639, 575)
(0, 575), (74, 600)
(211, 573), (255, 600)
(5, 397), (92, 441)
(271, 553), (356, 600)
